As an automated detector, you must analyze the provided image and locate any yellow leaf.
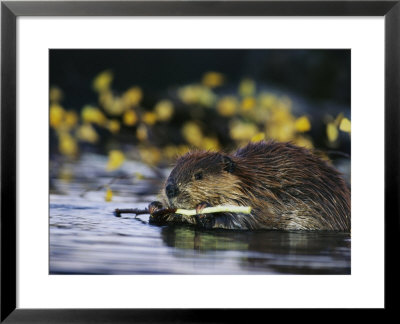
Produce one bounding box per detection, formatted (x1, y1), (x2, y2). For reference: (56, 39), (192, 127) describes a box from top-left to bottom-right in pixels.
(76, 123), (99, 143)
(202, 71), (224, 88)
(136, 124), (148, 141)
(81, 105), (107, 126)
(139, 147), (161, 166)
(239, 79), (256, 97)
(266, 123), (296, 142)
(107, 119), (120, 134)
(154, 100), (174, 121)
(99, 91), (119, 115)
(294, 136), (314, 149)
(106, 150), (125, 171)
(335, 112), (344, 126)
(93, 70), (113, 93)
(241, 96), (257, 111)
(258, 93), (278, 109)
(251, 132), (265, 142)
(123, 109), (138, 126)
(178, 84), (216, 107)
(50, 104), (65, 128)
(142, 112), (157, 125)
(339, 117), (351, 133)
(106, 97), (126, 116)
(49, 86), (63, 103)
(105, 187), (113, 202)
(123, 87), (143, 107)
(271, 106), (293, 123)
(58, 133), (78, 157)
(64, 111), (78, 128)
(295, 116), (311, 132)
(230, 121), (258, 141)
(327, 123), (339, 142)
(178, 85), (197, 104)
(200, 137), (220, 151)
(197, 87), (216, 107)
(182, 122), (203, 147)
(217, 96), (238, 117)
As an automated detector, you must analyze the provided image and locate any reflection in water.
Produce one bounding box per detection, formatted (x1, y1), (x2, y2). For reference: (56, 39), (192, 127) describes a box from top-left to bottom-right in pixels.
(160, 226), (350, 274)
(50, 154), (351, 275)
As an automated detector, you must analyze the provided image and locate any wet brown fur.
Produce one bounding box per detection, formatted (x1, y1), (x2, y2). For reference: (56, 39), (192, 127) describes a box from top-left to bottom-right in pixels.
(156, 141), (350, 231)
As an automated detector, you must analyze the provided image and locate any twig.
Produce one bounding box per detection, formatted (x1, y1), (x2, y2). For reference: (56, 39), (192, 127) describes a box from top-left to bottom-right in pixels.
(113, 205), (251, 217)
(113, 208), (149, 217)
(176, 205), (251, 216)
(113, 207), (177, 218)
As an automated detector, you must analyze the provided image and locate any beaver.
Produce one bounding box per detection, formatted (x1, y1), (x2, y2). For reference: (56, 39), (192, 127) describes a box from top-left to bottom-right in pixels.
(149, 141), (350, 231)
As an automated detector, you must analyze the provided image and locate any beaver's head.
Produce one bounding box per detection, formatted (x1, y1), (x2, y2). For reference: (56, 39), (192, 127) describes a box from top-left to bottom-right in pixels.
(164, 151), (243, 209)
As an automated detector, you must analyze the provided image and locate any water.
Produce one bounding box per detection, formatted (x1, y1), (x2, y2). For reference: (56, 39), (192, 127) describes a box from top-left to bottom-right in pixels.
(50, 154), (351, 275)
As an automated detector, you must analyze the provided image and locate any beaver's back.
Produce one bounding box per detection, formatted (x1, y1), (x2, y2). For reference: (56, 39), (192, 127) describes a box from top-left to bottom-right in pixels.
(232, 141), (350, 231)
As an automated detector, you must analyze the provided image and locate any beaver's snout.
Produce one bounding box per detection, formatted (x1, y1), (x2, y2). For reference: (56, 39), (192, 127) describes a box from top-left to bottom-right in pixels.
(166, 182), (179, 199)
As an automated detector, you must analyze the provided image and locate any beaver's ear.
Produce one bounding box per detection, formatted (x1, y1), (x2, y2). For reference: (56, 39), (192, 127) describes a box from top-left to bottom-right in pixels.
(222, 155), (235, 173)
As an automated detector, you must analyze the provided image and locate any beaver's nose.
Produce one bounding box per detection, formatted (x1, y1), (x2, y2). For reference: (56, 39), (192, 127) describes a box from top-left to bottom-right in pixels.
(166, 183), (179, 199)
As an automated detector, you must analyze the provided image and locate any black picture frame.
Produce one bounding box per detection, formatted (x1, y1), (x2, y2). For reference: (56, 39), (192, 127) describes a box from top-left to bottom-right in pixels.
(1, 0), (398, 322)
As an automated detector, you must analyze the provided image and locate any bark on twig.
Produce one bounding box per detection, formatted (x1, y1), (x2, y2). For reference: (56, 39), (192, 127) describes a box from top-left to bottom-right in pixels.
(113, 205), (251, 217)
(113, 207), (177, 218)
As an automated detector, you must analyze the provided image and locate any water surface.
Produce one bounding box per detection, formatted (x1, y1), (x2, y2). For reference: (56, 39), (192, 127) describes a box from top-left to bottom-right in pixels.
(50, 154), (351, 275)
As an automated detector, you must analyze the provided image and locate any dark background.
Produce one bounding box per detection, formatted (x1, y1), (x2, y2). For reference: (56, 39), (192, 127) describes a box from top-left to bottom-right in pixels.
(50, 49), (350, 110)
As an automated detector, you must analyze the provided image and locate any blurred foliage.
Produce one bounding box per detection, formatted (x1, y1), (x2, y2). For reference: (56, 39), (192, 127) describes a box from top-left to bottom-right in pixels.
(50, 70), (351, 166)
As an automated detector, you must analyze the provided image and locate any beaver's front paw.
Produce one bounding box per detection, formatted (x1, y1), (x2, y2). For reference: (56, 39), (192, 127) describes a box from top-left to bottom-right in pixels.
(194, 202), (214, 229)
(195, 202), (211, 214)
(148, 201), (164, 215)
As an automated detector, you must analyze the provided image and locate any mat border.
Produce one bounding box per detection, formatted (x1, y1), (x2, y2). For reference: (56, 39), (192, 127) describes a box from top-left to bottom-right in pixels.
(1, 1), (398, 322)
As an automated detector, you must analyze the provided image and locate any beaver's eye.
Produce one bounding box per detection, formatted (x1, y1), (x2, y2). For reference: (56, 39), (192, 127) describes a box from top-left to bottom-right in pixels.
(194, 172), (203, 180)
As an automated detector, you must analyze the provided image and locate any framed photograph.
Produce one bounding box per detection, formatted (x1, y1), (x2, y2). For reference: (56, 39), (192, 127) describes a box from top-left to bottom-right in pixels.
(1, 0), (398, 322)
